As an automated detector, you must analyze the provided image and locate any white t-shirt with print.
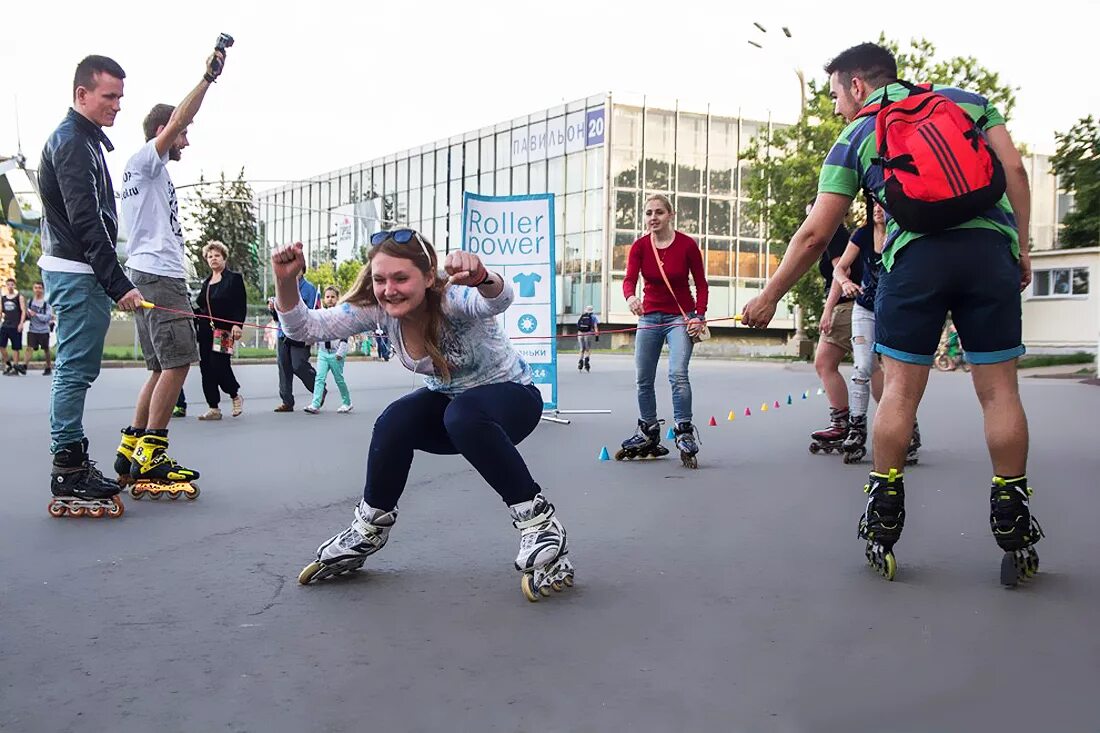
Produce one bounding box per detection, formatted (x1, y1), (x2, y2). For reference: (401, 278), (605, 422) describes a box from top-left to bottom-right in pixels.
(120, 140), (186, 278)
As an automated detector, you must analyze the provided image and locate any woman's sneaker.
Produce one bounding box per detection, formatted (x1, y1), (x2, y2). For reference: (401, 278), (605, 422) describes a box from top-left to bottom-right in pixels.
(337, 403), (353, 414)
(231, 394), (244, 417)
(197, 408), (222, 421)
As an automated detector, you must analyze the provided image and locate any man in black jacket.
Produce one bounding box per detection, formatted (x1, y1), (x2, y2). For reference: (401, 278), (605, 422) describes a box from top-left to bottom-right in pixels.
(38, 55), (145, 504)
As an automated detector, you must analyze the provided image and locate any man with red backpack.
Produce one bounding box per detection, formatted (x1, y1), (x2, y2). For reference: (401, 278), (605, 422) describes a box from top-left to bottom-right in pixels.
(741, 42), (1041, 587)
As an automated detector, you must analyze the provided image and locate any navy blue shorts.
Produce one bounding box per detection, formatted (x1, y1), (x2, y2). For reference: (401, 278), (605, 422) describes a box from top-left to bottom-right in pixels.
(874, 228), (1024, 366)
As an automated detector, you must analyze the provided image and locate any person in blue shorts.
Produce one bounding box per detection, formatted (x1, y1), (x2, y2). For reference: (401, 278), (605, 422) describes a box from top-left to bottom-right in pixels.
(741, 42), (1041, 584)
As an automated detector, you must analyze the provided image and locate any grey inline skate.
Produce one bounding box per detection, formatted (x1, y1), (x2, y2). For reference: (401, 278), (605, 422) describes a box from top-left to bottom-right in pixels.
(510, 490), (574, 602)
(298, 499), (397, 584)
(673, 421), (700, 469)
(615, 419), (670, 461)
(842, 414), (868, 464)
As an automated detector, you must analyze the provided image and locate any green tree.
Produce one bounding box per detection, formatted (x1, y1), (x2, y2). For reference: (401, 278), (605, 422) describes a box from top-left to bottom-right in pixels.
(12, 229), (42, 291)
(742, 36), (1019, 337)
(185, 169), (261, 289)
(304, 259), (366, 296)
(1050, 115), (1099, 248)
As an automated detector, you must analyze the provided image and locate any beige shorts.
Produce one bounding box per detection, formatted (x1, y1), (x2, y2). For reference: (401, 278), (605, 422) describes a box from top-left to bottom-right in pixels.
(821, 300), (854, 354)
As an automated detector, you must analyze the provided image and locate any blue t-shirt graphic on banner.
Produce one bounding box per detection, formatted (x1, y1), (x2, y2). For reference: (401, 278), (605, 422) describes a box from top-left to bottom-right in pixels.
(512, 272), (542, 298)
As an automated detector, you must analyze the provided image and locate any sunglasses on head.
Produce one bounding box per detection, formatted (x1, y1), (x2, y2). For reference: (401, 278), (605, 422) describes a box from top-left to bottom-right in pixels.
(370, 228), (433, 263)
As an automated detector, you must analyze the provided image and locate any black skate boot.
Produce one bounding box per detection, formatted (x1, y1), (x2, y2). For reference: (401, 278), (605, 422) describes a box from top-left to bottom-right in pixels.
(129, 432), (200, 500)
(673, 421), (700, 469)
(857, 469), (905, 580)
(905, 421), (921, 465)
(114, 427), (140, 486)
(578, 357), (584, 371)
(583, 356), (590, 372)
(3, 361), (14, 375)
(49, 440), (125, 518)
(510, 489), (574, 602)
(810, 407), (849, 455)
(615, 419), (670, 461)
(990, 476), (1044, 587)
(842, 414), (868, 464)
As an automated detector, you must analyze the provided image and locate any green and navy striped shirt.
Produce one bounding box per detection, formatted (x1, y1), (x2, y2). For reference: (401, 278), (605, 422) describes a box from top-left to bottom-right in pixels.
(817, 83), (1019, 271)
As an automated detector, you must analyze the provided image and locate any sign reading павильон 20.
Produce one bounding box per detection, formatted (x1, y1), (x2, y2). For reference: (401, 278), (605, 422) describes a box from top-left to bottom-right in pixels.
(461, 192), (557, 410)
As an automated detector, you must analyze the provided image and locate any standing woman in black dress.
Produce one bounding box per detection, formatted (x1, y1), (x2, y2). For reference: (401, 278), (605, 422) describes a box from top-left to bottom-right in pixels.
(195, 240), (247, 419)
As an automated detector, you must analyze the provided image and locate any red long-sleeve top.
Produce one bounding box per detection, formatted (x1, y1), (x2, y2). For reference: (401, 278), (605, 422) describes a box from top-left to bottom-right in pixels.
(622, 232), (708, 317)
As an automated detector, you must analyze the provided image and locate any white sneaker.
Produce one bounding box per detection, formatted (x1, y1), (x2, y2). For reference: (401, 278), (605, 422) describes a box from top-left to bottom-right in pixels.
(197, 408), (222, 421)
(337, 403), (353, 414)
(304, 405), (320, 414)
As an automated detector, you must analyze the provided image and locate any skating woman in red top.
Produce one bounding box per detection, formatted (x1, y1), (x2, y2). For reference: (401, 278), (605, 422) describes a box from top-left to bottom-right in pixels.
(617, 193), (709, 467)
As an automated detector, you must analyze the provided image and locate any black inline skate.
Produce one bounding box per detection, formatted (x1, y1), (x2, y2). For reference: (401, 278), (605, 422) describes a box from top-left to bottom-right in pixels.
(49, 439), (125, 518)
(905, 421), (921, 465)
(615, 419), (670, 461)
(842, 414), (868, 464)
(857, 469), (905, 580)
(673, 421), (700, 469)
(809, 407), (849, 455)
(990, 476), (1044, 587)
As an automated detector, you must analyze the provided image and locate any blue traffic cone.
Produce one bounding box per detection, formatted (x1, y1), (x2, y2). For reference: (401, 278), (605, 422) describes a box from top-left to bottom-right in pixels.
(666, 426), (675, 440)
(787, 394), (793, 405)
(599, 446), (611, 461)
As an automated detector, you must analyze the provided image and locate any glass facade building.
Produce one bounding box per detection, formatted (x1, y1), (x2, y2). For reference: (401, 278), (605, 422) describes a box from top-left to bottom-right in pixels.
(256, 93), (800, 331)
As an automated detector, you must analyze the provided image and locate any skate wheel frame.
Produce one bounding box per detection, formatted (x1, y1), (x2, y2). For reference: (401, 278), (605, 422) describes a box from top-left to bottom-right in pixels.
(130, 482), (200, 500)
(1000, 548), (1039, 587)
(520, 557), (575, 603)
(47, 495), (125, 519)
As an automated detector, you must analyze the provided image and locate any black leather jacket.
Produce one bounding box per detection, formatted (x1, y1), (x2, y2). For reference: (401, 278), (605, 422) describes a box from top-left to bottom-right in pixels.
(38, 109), (134, 301)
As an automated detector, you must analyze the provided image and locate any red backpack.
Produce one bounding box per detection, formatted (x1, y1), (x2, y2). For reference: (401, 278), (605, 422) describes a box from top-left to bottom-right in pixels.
(858, 81), (1006, 233)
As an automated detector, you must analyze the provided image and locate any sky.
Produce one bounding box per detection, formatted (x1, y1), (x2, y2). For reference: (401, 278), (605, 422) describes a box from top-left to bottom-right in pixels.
(2, 0), (1097, 208)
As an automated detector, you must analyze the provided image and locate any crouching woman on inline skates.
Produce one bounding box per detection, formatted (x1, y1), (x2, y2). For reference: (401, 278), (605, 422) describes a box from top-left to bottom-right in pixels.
(617, 193), (709, 468)
(272, 231), (573, 602)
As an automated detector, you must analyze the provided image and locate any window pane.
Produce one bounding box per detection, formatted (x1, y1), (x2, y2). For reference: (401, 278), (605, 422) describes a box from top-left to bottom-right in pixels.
(616, 190), (637, 229)
(512, 165), (528, 195)
(736, 240), (762, 279)
(645, 158), (671, 191)
(409, 155), (421, 189)
(464, 175), (478, 195)
(613, 231), (635, 271)
(1033, 269), (1050, 296)
(565, 192), (584, 234)
(480, 136), (494, 172)
(450, 145), (463, 180)
(496, 133), (511, 170)
(586, 147), (604, 190)
(465, 140), (479, 176)
(586, 188), (602, 231)
(422, 152), (434, 186)
(611, 148), (639, 188)
(529, 160), (547, 194)
(707, 237), (731, 277)
(548, 156), (565, 196)
(676, 195), (701, 234)
(707, 199), (731, 236)
(1053, 268), (1071, 295)
(496, 168), (510, 196)
(566, 152), (585, 193)
(1072, 267), (1090, 295)
(437, 150), (449, 182)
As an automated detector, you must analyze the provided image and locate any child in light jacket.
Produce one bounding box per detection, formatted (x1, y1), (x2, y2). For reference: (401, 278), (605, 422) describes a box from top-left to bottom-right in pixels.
(305, 286), (353, 414)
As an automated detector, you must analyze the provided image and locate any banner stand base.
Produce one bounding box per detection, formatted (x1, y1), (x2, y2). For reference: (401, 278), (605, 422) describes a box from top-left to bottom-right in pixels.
(540, 409), (612, 426)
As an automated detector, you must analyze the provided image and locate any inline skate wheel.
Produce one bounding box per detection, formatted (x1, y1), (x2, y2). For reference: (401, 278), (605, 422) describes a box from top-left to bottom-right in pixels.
(130, 485), (146, 499)
(87, 506), (105, 518)
(298, 561), (324, 585)
(882, 552), (897, 581)
(47, 500), (67, 518)
(107, 498), (124, 518)
(1000, 553), (1020, 587)
(148, 490), (162, 501)
(809, 443), (821, 454)
(521, 574), (540, 603)
(186, 484), (200, 500)
(614, 448), (629, 461)
(168, 489), (182, 500)
(681, 454), (698, 469)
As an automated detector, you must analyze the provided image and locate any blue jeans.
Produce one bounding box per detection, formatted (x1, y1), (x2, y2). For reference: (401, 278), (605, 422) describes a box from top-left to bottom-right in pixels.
(43, 271), (114, 452)
(364, 383), (543, 510)
(634, 312), (695, 425)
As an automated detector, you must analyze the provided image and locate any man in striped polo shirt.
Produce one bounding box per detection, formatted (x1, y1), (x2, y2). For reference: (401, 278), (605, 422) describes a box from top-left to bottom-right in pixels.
(741, 42), (1041, 582)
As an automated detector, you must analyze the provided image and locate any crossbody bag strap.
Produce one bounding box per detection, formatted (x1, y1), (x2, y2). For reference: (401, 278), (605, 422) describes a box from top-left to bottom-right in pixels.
(650, 234), (690, 322)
